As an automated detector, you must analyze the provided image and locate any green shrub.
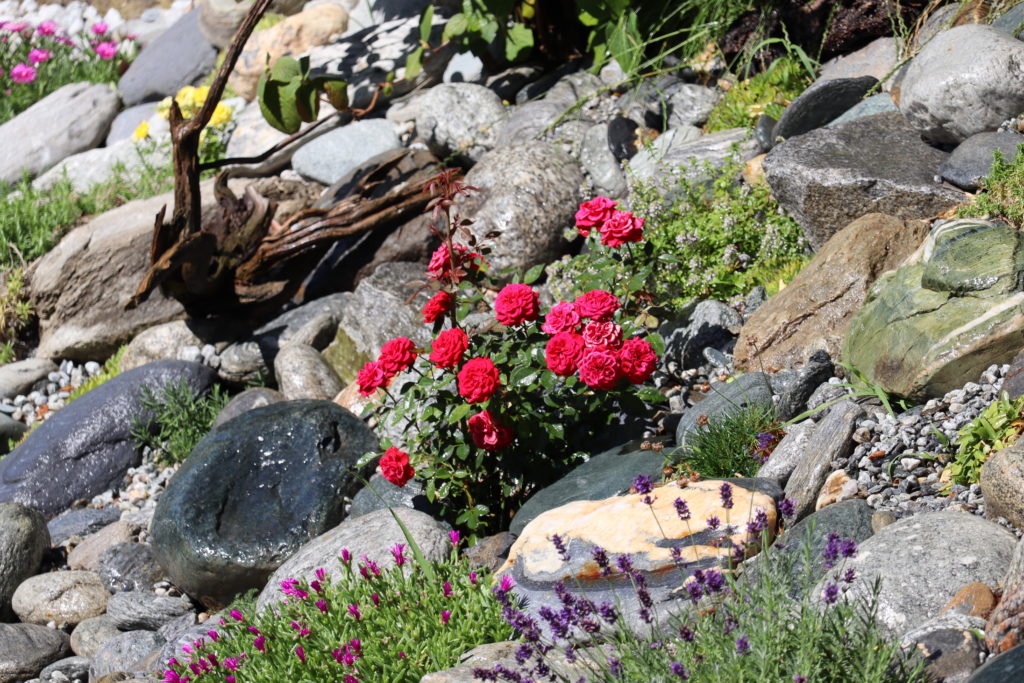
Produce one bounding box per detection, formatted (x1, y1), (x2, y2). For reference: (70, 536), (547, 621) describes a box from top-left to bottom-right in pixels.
(956, 144), (1024, 227)
(162, 545), (512, 682)
(705, 56), (812, 133)
(947, 391), (1024, 485)
(671, 400), (779, 478)
(0, 268), (32, 364)
(131, 379), (229, 466)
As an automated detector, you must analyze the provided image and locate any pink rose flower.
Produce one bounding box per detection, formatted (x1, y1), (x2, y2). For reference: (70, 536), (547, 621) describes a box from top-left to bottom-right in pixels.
(574, 289), (619, 322)
(494, 283), (539, 327)
(619, 337), (658, 384)
(582, 320), (623, 349)
(578, 348), (622, 390)
(597, 210), (644, 248)
(468, 410), (513, 451)
(575, 196), (618, 237)
(541, 301), (581, 335)
(545, 332), (586, 376)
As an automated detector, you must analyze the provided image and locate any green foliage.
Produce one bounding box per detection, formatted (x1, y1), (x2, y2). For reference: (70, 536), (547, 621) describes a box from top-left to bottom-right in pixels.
(947, 391), (1024, 485)
(0, 268), (32, 365)
(705, 57), (812, 133)
(0, 23), (135, 124)
(163, 550), (512, 682)
(131, 379), (229, 466)
(65, 346), (127, 405)
(956, 144), (1024, 227)
(671, 400), (778, 478)
(256, 55), (348, 134)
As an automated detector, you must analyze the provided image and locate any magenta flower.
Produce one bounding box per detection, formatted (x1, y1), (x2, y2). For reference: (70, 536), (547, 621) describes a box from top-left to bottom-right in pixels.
(4, 21), (28, 32)
(443, 581), (453, 598)
(344, 676), (359, 683)
(499, 575), (515, 592)
(315, 567), (327, 583)
(441, 609), (451, 624)
(390, 543), (407, 567)
(223, 657), (239, 672)
(36, 20), (57, 35)
(370, 593), (380, 607)
(253, 635), (265, 653)
(91, 21), (108, 35)
(316, 598), (328, 613)
(207, 629), (218, 642)
(10, 63), (36, 84)
(469, 571), (477, 585)
(340, 548), (352, 565)
(94, 41), (117, 59)
(295, 645), (306, 663)
(28, 48), (50, 63)
(449, 530), (461, 548)
(348, 604), (362, 621)
(310, 580), (323, 594)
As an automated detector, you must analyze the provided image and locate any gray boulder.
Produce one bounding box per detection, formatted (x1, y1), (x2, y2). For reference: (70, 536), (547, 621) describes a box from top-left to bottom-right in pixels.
(106, 591), (193, 631)
(667, 84), (722, 129)
(0, 359), (58, 401)
(151, 400), (377, 607)
(11, 570), (110, 627)
(0, 503), (48, 620)
(118, 9), (218, 106)
(756, 420), (816, 486)
(899, 25), (1024, 144)
(291, 118), (402, 185)
(827, 92), (898, 128)
(38, 655), (90, 683)
(0, 623), (70, 682)
(89, 630), (163, 681)
(273, 343), (343, 401)
(32, 139), (170, 194)
(348, 472), (438, 520)
(69, 615), (120, 658)
(773, 76), (879, 141)
(210, 388), (284, 429)
(817, 36), (898, 89)
(47, 508), (121, 547)
(763, 111), (964, 252)
(97, 542), (165, 594)
(387, 82), (505, 163)
(256, 507), (450, 612)
(819, 510), (1016, 636)
(580, 123), (627, 198)
(628, 126), (760, 190)
(968, 644), (1024, 682)
(456, 142), (583, 276)
(0, 82), (120, 185)
(675, 372), (778, 446)
(939, 130), (1024, 192)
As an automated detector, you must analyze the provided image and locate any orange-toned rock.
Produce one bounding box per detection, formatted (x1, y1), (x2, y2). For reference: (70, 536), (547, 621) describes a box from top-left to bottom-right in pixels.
(67, 521), (138, 571)
(942, 582), (997, 619)
(333, 380), (375, 417)
(987, 585), (1024, 653)
(815, 470), (858, 510)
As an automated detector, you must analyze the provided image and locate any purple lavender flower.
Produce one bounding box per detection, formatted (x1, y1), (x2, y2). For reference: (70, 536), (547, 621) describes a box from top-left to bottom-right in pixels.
(704, 569), (726, 594)
(551, 534), (571, 562)
(746, 508), (769, 535)
(598, 602), (618, 624)
(706, 515), (721, 530)
(615, 554), (634, 574)
(719, 482), (734, 509)
(842, 568), (857, 584)
(778, 498), (796, 519)
(674, 497), (691, 521)
(736, 635), (751, 655)
(592, 546), (612, 576)
(669, 662), (689, 679)
(822, 581), (840, 605)
(679, 624), (695, 642)
(686, 580), (704, 603)
(793, 677), (807, 683)
(608, 657), (623, 677)
(633, 473), (654, 495)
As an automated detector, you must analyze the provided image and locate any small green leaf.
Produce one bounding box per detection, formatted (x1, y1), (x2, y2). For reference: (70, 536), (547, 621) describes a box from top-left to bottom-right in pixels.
(523, 263), (545, 285)
(504, 22), (533, 62)
(448, 402), (472, 424)
(442, 12), (469, 42)
(405, 47), (423, 81)
(419, 4), (434, 43)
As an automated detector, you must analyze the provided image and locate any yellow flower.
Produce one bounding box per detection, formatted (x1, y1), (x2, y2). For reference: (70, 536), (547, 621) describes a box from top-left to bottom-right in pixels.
(193, 86), (210, 105)
(209, 102), (233, 127)
(132, 119), (150, 141)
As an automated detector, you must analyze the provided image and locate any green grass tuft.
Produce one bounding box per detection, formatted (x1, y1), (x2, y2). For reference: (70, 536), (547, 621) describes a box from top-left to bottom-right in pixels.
(131, 379), (230, 466)
(705, 56), (811, 133)
(672, 399), (778, 478)
(956, 144), (1024, 226)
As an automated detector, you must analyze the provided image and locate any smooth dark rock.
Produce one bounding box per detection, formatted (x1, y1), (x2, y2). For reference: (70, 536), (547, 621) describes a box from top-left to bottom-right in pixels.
(768, 499), (875, 588)
(0, 359), (58, 401)
(993, 4), (1024, 38)
(968, 643), (1024, 681)
(98, 542), (165, 593)
(763, 111), (964, 252)
(348, 472), (439, 520)
(755, 114), (777, 151)
(773, 76), (878, 141)
(773, 350), (836, 421)
(106, 591), (193, 631)
(0, 361), (216, 517)
(39, 655), (90, 682)
(0, 502), (48, 620)
(510, 441), (665, 537)
(675, 372), (781, 446)
(607, 116), (640, 161)
(47, 508), (121, 546)
(89, 630), (163, 681)
(901, 614), (986, 682)
(118, 10), (218, 106)
(0, 623), (70, 681)
(151, 400), (377, 607)
(463, 532), (515, 574)
(581, 123), (627, 198)
(0, 415), (27, 454)
(940, 131), (1024, 192)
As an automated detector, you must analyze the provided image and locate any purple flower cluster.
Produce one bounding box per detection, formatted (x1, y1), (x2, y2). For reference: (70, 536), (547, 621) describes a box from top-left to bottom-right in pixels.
(822, 533), (858, 570)
(633, 473), (655, 504)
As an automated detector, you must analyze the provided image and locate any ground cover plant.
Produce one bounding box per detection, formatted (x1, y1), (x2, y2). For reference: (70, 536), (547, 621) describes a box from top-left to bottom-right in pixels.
(479, 491), (926, 682)
(131, 379), (230, 466)
(671, 401), (780, 478)
(705, 55), (812, 133)
(162, 535), (512, 682)
(946, 391), (1024, 485)
(957, 144), (1024, 226)
(358, 178), (664, 534)
(0, 19), (135, 123)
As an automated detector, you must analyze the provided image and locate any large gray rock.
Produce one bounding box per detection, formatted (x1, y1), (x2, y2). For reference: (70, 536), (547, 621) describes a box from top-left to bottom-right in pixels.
(510, 441), (664, 537)
(0, 623), (70, 682)
(69, 615), (120, 658)
(106, 102), (160, 146)
(628, 127), (759, 190)
(980, 439), (1024, 530)
(968, 644), (1024, 682)
(939, 130), (1024, 192)
(0, 82), (120, 185)
(820, 510), (1016, 636)
(98, 542), (165, 594)
(661, 300), (742, 374)
(675, 372), (778, 446)
(827, 92), (898, 128)
(210, 388), (285, 429)
(291, 118), (402, 185)
(151, 400), (377, 607)
(38, 655), (90, 683)
(11, 571), (110, 627)
(32, 139), (170, 194)
(256, 507), (450, 612)
(899, 25), (1024, 144)
(89, 630), (163, 681)
(118, 9), (218, 106)
(0, 361), (215, 517)
(667, 84), (722, 129)
(0, 359), (58, 401)
(105, 591), (193, 631)
(773, 76), (878, 141)
(456, 142), (583, 275)
(783, 400), (864, 521)
(763, 112), (964, 252)
(0, 503), (48, 620)
(772, 499), (875, 583)
(47, 508), (121, 547)
(817, 37), (898, 89)
(348, 472), (438, 520)
(387, 82), (505, 163)
(580, 123), (627, 198)
(273, 343), (343, 401)
(756, 420), (815, 485)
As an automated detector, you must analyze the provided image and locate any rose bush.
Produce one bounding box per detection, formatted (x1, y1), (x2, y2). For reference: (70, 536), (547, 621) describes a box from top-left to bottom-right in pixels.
(359, 175), (664, 534)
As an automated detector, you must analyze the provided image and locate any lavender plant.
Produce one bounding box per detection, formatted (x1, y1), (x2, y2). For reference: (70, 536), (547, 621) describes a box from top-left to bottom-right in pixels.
(161, 534), (511, 682)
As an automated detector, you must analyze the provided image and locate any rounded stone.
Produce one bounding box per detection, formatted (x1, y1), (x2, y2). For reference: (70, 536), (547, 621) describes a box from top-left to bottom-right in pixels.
(980, 440), (1024, 530)
(89, 630), (163, 681)
(12, 570), (111, 627)
(273, 344), (344, 401)
(0, 502), (49, 620)
(0, 622), (70, 682)
(210, 387), (285, 429)
(151, 400), (377, 608)
(70, 615), (121, 658)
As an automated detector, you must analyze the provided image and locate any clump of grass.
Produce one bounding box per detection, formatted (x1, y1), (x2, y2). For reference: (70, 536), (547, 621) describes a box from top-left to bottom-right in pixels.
(956, 144), (1024, 226)
(671, 400), (778, 478)
(705, 56), (811, 132)
(162, 542), (512, 682)
(65, 345), (127, 405)
(131, 379), (230, 466)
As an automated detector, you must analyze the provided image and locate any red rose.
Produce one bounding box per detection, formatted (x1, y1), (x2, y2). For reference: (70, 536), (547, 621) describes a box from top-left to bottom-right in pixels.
(582, 321), (623, 349)
(468, 410), (513, 451)
(378, 337), (417, 374)
(427, 243), (484, 283)
(422, 291), (452, 324)
(429, 328), (469, 369)
(575, 196), (618, 237)
(545, 331), (586, 376)
(380, 447), (415, 487)
(619, 337), (658, 384)
(578, 348), (622, 390)
(494, 283), (540, 327)
(357, 361), (389, 397)
(457, 357), (500, 403)
(541, 301), (581, 335)
(574, 289), (619, 321)
(597, 210), (644, 248)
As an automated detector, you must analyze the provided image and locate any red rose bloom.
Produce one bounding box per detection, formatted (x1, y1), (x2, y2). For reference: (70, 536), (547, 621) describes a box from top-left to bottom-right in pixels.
(494, 283), (540, 327)
(378, 337), (417, 374)
(357, 361), (389, 396)
(380, 447), (415, 487)
(541, 301), (581, 335)
(574, 289), (620, 321)
(575, 196), (618, 237)
(578, 348), (622, 390)
(545, 331), (586, 376)
(582, 321), (623, 349)
(468, 410), (513, 451)
(427, 243), (484, 283)
(619, 337), (658, 384)
(429, 328), (469, 369)
(422, 291), (452, 324)
(597, 210), (644, 248)
(457, 357), (500, 403)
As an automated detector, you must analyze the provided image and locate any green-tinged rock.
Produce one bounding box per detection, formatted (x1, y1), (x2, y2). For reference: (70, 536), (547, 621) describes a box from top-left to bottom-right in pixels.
(843, 218), (1024, 401)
